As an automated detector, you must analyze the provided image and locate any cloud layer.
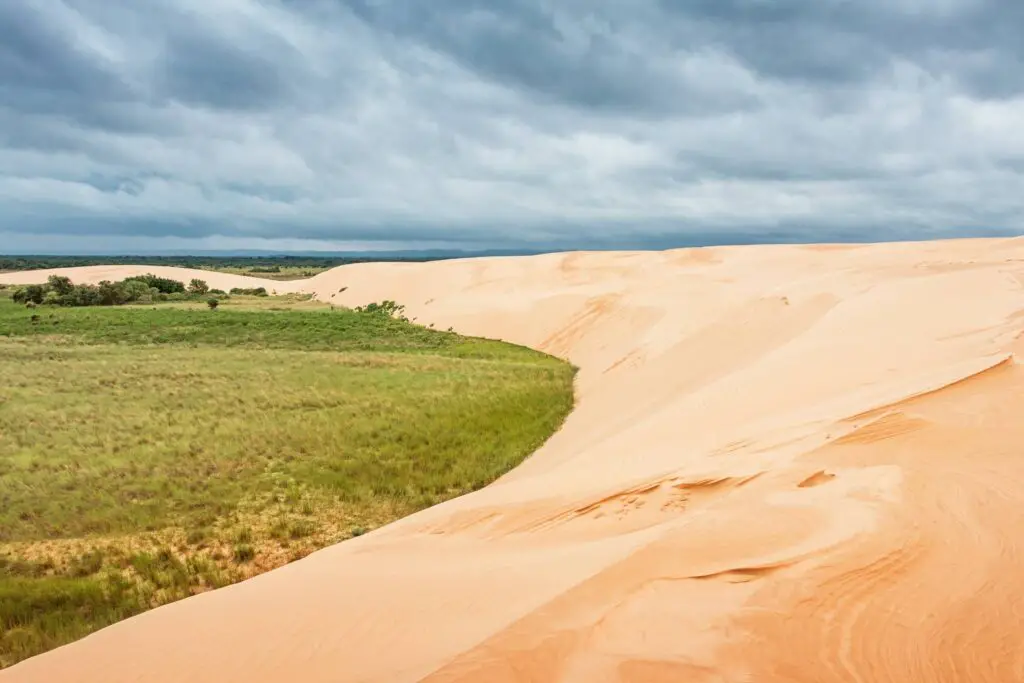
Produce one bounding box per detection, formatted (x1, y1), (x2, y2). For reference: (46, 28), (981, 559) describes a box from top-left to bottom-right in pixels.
(2, 0), (1024, 252)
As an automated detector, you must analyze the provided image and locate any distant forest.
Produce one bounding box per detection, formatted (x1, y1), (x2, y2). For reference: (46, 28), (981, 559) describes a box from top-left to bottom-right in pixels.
(0, 255), (441, 272)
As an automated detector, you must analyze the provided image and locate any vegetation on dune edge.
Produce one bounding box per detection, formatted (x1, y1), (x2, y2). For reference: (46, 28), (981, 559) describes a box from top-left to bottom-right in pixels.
(0, 286), (576, 667)
(7, 274), (270, 308)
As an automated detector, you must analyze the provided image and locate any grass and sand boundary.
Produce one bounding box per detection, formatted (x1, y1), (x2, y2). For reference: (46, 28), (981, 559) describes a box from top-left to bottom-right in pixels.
(0, 282), (575, 667)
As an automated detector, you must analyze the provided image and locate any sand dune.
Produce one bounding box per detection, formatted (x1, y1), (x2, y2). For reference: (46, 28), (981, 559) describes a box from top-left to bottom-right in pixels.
(4, 237), (1024, 682)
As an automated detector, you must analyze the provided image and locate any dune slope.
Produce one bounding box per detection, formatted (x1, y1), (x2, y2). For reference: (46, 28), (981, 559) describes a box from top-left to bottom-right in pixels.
(4, 237), (1024, 682)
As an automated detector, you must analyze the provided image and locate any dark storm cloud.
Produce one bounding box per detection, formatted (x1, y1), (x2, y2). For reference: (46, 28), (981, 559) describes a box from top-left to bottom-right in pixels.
(0, 1), (144, 138)
(0, 3), (125, 100)
(345, 0), (1024, 106)
(1, 0), (1023, 252)
(155, 27), (299, 111)
(656, 0), (1024, 96)
(345, 0), (762, 115)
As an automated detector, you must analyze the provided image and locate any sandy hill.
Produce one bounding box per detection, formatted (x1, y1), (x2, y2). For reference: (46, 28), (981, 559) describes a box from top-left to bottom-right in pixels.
(3, 237), (1024, 682)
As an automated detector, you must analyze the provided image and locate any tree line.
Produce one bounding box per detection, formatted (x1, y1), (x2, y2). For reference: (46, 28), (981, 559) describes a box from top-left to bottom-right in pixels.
(10, 274), (223, 307)
(0, 255), (440, 273)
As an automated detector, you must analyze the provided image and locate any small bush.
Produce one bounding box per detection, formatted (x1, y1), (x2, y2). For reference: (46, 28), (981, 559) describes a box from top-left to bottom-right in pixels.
(229, 287), (268, 297)
(289, 521), (315, 539)
(46, 275), (74, 296)
(354, 300), (407, 321)
(207, 298), (219, 310)
(123, 274), (185, 294)
(268, 521), (290, 541)
(188, 279), (210, 295)
(61, 285), (101, 307)
(232, 544), (255, 563)
(68, 550), (105, 578)
(96, 281), (128, 306)
(122, 280), (151, 302)
(20, 285), (46, 305)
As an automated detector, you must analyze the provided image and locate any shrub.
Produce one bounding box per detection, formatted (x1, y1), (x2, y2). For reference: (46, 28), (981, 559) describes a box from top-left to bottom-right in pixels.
(96, 280), (129, 306)
(188, 279), (209, 295)
(229, 287), (268, 297)
(62, 284), (101, 307)
(232, 544), (255, 563)
(46, 275), (74, 296)
(122, 280), (151, 302)
(354, 300), (407, 321)
(207, 298), (219, 310)
(123, 274), (185, 294)
(68, 549), (105, 578)
(289, 520), (315, 539)
(19, 284), (46, 305)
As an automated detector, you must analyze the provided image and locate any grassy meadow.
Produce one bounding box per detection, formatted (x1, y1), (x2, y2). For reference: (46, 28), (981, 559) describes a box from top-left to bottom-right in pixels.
(0, 289), (575, 667)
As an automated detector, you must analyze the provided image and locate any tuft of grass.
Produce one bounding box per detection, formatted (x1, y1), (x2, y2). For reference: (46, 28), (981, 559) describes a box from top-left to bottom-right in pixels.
(288, 521), (316, 540)
(185, 528), (209, 546)
(0, 298), (575, 667)
(232, 545), (255, 564)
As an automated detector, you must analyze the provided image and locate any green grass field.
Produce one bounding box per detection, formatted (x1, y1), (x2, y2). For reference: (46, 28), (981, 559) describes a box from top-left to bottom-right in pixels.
(0, 293), (575, 667)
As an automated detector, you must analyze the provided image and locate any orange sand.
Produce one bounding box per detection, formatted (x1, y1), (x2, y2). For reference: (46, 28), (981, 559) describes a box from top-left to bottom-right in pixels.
(3, 237), (1024, 682)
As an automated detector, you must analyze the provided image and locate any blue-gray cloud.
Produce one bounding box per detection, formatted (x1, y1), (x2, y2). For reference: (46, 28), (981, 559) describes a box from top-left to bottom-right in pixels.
(1, 0), (1023, 253)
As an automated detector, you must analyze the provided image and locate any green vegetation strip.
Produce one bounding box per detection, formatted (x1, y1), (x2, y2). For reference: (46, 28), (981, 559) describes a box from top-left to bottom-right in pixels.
(0, 297), (575, 667)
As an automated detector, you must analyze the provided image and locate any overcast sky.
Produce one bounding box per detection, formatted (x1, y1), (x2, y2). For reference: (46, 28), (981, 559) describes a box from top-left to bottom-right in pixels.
(2, 0), (1024, 254)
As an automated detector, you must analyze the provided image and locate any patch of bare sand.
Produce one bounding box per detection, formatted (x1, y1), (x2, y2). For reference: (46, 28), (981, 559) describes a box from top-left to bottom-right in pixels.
(5, 236), (1024, 681)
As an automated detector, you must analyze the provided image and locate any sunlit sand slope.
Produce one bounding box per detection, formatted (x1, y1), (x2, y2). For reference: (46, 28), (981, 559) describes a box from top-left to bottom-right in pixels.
(4, 236), (1024, 682)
